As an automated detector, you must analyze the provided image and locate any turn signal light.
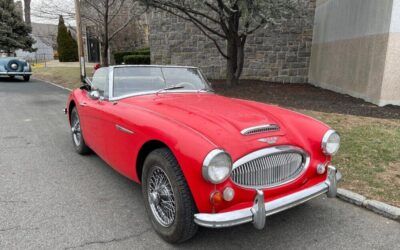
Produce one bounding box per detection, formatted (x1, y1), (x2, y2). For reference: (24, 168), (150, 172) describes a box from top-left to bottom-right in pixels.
(210, 191), (223, 205)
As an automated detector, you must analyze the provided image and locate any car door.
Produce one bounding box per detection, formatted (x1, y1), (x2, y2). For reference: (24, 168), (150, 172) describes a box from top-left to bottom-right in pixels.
(102, 103), (141, 179)
(78, 67), (111, 157)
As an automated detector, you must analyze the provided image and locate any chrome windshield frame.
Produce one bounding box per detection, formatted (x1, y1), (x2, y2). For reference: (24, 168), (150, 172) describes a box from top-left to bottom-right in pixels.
(107, 65), (213, 101)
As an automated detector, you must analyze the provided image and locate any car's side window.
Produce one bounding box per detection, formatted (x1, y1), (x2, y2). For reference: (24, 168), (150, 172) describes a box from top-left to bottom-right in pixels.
(91, 68), (109, 98)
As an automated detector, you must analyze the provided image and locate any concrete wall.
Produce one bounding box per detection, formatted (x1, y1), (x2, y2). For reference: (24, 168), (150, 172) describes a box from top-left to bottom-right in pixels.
(149, 1), (316, 83)
(309, 0), (399, 106)
(381, 0), (400, 105)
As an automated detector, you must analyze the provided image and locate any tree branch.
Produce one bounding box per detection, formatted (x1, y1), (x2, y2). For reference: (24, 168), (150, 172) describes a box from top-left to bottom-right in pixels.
(108, 0), (126, 23)
(85, 0), (105, 18)
(108, 8), (137, 41)
(151, 3), (226, 39)
(152, 7), (228, 58)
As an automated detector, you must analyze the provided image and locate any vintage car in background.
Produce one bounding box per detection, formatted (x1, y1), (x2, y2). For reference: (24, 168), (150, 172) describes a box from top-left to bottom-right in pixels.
(65, 65), (342, 243)
(0, 57), (32, 81)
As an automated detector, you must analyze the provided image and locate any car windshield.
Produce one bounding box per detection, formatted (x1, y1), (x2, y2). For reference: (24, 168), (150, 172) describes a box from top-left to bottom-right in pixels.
(113, 66), (211, 98)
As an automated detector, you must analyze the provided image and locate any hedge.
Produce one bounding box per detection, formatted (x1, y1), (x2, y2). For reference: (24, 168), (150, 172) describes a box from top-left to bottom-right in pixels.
(123, 55), (151, 65)
(114, 52), (134, 65)
(114, 48), (150, 64)
(135, 47), (150, 54)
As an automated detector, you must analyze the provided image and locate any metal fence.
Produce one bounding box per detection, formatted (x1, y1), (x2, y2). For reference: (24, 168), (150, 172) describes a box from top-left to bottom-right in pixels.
(26, 53), (53, 66)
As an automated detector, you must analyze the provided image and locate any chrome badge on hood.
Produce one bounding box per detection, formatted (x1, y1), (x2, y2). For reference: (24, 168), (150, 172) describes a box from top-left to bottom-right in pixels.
(258, 136), (279, 145)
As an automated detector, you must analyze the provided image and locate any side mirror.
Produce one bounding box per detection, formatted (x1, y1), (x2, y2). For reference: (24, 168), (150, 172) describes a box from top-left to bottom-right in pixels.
(80, 77), (92, 91)
(89, 90), (100, 100)
(83, 76), (92, 85)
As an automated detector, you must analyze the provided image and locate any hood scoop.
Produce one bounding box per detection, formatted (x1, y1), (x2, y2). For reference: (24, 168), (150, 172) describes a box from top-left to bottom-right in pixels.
(241, 124), (280, 136)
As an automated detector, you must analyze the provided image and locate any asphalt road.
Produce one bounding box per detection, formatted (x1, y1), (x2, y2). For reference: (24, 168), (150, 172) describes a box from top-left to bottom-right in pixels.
(0, 78), (399, 250)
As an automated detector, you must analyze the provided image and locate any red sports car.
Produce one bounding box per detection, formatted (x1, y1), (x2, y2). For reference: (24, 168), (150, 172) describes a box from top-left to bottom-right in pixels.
(65, 65), (342, 243)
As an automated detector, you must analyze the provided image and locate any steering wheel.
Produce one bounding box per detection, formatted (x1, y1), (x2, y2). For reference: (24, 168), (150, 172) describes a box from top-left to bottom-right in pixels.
(175, 82), (197, 90)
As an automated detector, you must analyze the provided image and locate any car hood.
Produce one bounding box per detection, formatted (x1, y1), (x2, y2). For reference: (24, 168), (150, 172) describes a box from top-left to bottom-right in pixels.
(120, 93), (289, 157)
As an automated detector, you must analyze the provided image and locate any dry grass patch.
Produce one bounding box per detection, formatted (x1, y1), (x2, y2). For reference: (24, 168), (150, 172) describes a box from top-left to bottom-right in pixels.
(33, 67), (93, 90)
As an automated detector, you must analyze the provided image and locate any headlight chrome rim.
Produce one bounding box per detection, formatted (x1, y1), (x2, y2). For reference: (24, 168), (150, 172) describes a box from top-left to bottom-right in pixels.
(202, 149), (232, 184)
(321, 129), (340, 155)
(11, 63), (18, 70)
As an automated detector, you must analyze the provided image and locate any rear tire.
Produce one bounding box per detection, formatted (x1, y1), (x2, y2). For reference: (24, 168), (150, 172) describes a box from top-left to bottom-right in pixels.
(70, 107), (91, 155)
(23, 75), (30, 82)
(142, 148), (198, 243)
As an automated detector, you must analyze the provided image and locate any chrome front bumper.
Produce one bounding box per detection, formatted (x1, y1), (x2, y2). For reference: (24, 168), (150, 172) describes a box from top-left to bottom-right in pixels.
(194, 166), (342, 229)
(0, 72), (32, 75)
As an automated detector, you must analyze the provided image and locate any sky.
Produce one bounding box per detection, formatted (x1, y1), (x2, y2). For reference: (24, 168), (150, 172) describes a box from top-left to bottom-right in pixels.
(20, 0), (75, 25)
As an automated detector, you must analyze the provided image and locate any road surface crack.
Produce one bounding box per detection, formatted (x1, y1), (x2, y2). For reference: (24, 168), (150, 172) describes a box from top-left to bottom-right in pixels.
(0, 200), (27, 204)
(64, 228), (152, 249)
(0, 226), (19, 232)
(0, 225), (39, 233)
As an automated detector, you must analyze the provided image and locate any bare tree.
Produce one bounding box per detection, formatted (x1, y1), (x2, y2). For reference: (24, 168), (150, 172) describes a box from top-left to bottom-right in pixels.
(142, 0), (302, 86)
(31, 0), (76, 22)
(32, 0), (143, 66)
(23, 0), (31, 26)
(81, 0), (143, 66)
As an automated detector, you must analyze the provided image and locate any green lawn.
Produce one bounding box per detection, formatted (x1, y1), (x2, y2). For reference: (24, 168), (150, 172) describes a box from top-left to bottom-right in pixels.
(300, 110), (400, 207)
(32, 66), (400, 207)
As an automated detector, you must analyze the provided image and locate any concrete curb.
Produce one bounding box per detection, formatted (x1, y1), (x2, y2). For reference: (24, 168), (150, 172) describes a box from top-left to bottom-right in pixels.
(337, 188), (400, 221)
(32, 77), (73, 92)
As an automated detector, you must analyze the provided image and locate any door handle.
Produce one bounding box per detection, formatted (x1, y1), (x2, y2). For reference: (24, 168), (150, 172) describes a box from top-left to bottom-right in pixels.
(115, 124), (134, 134)
(79, 102), (87, 107)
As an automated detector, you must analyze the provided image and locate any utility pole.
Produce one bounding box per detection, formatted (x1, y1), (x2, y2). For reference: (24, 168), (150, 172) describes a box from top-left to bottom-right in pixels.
(74, 0), (86, 82)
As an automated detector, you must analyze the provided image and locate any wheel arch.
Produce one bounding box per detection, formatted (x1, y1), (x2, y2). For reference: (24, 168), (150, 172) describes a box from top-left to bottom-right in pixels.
(68, 100), (76, 125)
(136, 140), (169, 183)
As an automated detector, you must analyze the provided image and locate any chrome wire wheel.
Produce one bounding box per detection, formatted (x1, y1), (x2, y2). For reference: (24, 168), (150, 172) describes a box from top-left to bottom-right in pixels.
(147, 166), (176, 227)
(71, 110), (82, 146)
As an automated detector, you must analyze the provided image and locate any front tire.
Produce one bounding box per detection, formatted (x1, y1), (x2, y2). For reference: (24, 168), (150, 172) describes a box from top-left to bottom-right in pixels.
(142, 148), (198, 243)
(23, 75), (30, 82)
(70, 107), (91, 155)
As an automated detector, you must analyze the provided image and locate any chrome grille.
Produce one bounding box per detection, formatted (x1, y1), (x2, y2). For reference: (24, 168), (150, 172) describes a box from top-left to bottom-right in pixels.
(241, 124), (280, 135)
(231, 147), (308, 188)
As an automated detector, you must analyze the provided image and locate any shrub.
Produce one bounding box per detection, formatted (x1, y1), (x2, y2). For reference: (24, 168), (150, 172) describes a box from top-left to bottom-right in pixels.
(57, 16), (78, 62)
(114, 52), (134, 64)
(123, 55), (151, 65)
(135, 47), (150, 54)
(114, 48), (150, 64)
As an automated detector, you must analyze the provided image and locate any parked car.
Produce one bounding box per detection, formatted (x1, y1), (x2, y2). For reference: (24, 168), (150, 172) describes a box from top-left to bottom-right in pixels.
(0, 57), (32, 81)
(65, 65), (342, 243)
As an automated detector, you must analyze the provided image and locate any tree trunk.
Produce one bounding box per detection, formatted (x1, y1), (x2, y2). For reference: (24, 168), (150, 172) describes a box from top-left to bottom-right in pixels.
(102, 4), (109, 67)
(102, 40), (109, 66)
(235, 36), (246, 80)
(226, 37), (237, 86)
(24, 0), (31, 26)
(226, 35), (246, 86)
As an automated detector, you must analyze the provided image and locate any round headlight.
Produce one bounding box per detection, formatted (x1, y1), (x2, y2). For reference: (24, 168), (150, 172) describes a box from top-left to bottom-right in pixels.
(202, 149), (232, 184)
(321, 130), (340, 155)
(11, 63), (18, 69)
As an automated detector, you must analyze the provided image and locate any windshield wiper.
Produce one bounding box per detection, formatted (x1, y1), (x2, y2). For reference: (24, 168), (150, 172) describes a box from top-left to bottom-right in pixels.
(163, 85), (185, 91)
(156, 85), (185, 94)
